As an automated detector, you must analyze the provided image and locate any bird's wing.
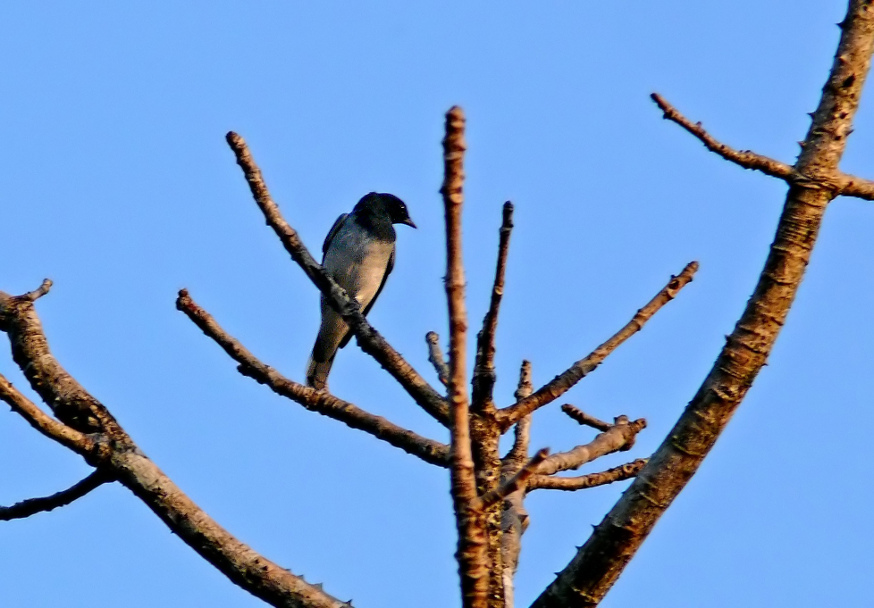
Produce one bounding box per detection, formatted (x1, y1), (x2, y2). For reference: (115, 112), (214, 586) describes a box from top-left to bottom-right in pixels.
(338, 245), (395, 349)
(322, 213), (349, 256)
(363, 246), (395, 316)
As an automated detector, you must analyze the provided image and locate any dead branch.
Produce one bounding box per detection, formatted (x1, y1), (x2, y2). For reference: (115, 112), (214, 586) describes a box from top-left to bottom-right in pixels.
(528, 459), (647, 492)
(480, 448), (548, 508)
(225, 132), (449, 425)
(650, 93), (795, 180)
(0, 286), (353, 608)
(505, 361), (533, 465)
(0, 372), (95, 454)
(651, 92), (874, 201)
(497, 261), (698, 430)
(532, 3), (874, 606)
(426, 331), (450, 387)
(561, 404), (611, 432)
(537, 417), (646, 477)
(0, 470), (111, 521)
(177, 289), (449, 467)
(441, 106), (489, 608)
(471, 201), (514, 411)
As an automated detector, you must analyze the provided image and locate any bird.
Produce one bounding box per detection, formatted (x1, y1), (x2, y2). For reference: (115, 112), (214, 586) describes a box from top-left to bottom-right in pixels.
(306, 192), (416, 390)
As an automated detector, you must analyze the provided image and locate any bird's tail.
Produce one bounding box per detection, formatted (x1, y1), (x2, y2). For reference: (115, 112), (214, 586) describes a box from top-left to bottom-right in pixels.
(306, 353), (335, 391)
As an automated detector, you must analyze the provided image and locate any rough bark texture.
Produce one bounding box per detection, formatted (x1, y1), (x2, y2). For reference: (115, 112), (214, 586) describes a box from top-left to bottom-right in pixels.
(441, 106), (490, 608)
(532, 3), (874, 605)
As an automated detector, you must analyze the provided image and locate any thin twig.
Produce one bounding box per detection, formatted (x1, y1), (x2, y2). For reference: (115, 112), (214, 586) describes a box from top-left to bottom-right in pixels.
(651, 93), (874, 201)
(651, 93), (795, 180)
(537, 417), (646, 476)
(225, 132), (449, 425)
(0, 470), (112, 521)
(426, 331), (450, 387)
(498, 262), (698, 430)
(177, 290), (449, 467)
(527, 459), (647, 492)
(471, 202), (514, 411)
(480, 448), (548, 507)
(561, 404), (611, 432)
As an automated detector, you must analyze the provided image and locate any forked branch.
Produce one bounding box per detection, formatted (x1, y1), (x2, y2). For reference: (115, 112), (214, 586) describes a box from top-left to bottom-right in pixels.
(528, 459), (647, 492)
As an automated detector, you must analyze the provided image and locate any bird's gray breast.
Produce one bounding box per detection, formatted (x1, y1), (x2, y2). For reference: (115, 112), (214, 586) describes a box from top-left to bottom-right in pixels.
(323, 224), (395, 309)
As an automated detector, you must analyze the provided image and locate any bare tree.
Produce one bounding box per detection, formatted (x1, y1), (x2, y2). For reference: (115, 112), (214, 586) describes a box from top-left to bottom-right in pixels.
(3, 2), (874, 606)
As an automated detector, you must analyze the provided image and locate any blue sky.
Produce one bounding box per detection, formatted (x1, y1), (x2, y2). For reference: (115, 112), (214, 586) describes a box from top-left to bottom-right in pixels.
(2, 2), (872, 606)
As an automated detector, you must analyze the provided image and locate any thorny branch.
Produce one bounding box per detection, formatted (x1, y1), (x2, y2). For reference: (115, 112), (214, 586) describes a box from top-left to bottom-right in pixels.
(533, 2), (874, 606)
(1, 284), (351, 608)
(651, 92), (874, 200)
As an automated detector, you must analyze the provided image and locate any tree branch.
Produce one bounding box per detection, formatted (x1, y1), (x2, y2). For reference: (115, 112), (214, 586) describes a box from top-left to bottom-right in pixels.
(0, 373), (96, 454)
(426, 331), (450, 387)
(533, 3), (874, 605)
(505, 361), (533, 465)
(225, 132), (449, 425)
(527, 459), (646, 492)
(1, 284), (349, 607)
(651, 92), (874, 201)
(1, 470), (111, 521)
(471, 202), (514, 411)
(497, 262), (698, 430)
(561, 404), (611, 432)
(441, 106), (489, 608)
(0, 285), (122, 435)
(650, 93), (795, 180)
(177, 290), (449, 467)
(537, 417), (646, 477)
(479, 448), (548, 508)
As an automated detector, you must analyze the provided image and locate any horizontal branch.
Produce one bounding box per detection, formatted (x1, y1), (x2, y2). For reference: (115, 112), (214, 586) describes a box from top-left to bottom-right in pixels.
(497, 262), (698, 430)
(652, 92), (874, 201)
(225, 132), (449, 425)
(561, 404), (611, 432)
(537, 417), (646, 476)
(480, 448), (548, 508)
(177, 290), (449, 467)
(1, 470), (111, 521)
(527, 459), (646, 492)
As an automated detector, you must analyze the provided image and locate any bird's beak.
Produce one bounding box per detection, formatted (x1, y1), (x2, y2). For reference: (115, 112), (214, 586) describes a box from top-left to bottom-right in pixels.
(401, 217), (417, 229)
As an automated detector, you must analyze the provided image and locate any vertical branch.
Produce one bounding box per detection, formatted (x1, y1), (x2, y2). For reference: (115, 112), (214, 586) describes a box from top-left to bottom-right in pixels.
(442, 106), (488, 607)
(500, 360), (534, 608)
(472, 202), (515, 411)
(532, 2), (874, 606)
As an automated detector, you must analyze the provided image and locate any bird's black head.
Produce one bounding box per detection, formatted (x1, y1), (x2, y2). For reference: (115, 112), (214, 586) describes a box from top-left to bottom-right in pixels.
(356, 192), (417, 229)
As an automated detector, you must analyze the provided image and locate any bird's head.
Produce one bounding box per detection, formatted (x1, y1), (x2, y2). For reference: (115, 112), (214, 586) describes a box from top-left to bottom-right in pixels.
(358, 192), (417, 229)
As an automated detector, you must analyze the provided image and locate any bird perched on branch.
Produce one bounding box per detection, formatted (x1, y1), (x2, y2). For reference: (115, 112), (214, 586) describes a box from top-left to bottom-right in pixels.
(306, 192), (416, 390)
